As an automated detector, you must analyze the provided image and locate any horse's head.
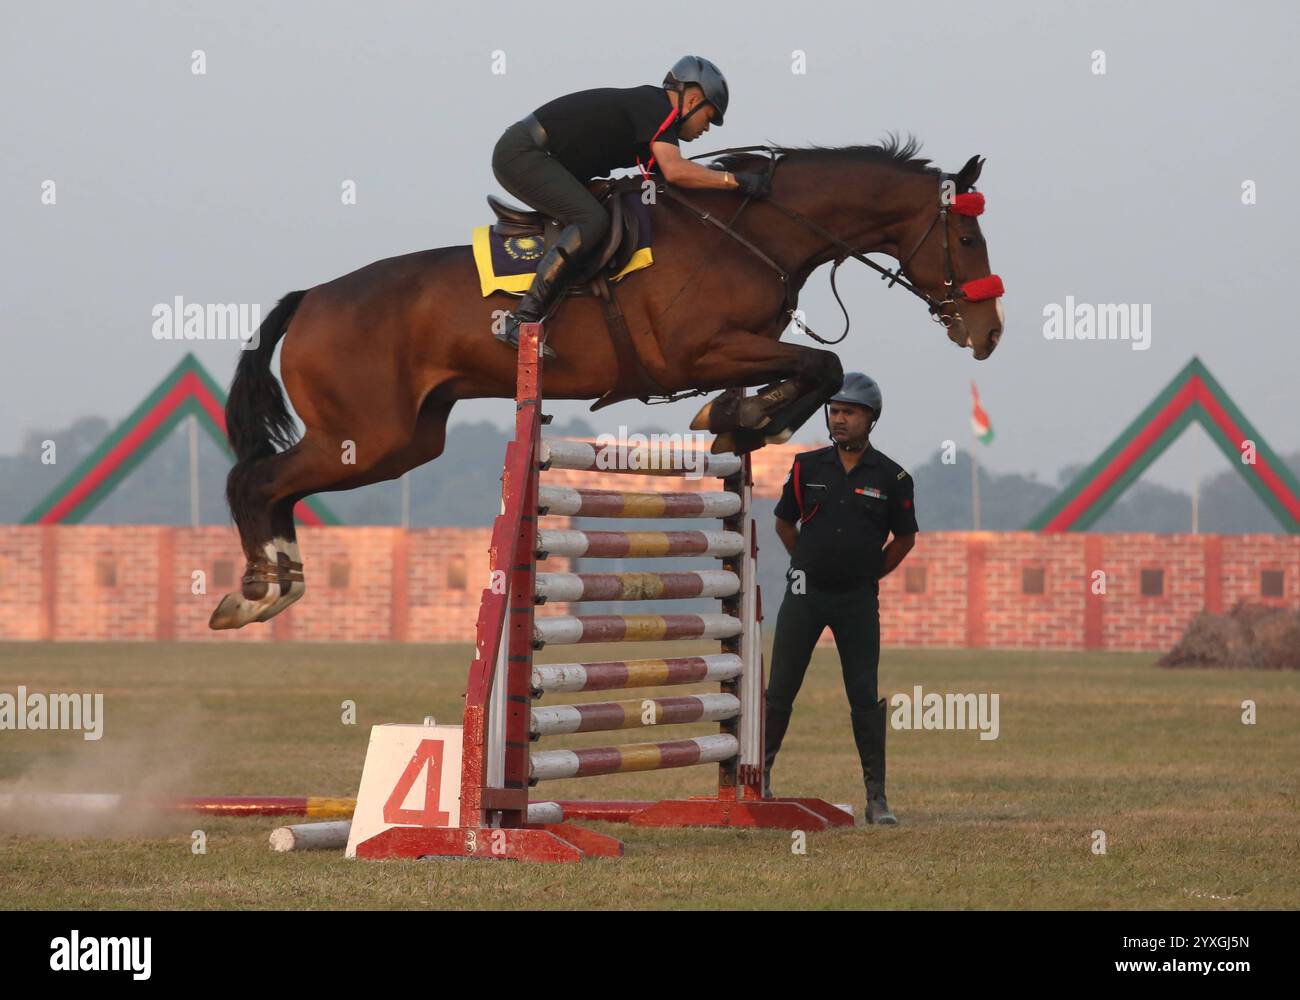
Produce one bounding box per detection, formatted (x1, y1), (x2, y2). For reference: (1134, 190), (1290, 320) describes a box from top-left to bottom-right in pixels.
(897, 154), (1004, 360)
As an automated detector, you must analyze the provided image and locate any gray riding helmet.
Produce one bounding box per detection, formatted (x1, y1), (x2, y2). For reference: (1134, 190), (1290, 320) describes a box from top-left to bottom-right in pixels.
(825, 372), (883, 438)
(664, 55), (729, 125)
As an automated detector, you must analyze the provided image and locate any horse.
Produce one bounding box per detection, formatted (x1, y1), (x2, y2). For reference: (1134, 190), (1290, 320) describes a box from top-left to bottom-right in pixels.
(210, 137), (1004, 629)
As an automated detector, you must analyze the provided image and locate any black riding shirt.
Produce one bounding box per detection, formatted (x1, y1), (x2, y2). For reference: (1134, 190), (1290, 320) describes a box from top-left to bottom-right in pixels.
(531, 85), (681, 180)
(774, 444), (919, 591)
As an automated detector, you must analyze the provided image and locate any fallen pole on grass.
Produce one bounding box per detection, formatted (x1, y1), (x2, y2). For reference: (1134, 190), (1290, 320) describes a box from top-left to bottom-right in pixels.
(0, 792), (356, 819)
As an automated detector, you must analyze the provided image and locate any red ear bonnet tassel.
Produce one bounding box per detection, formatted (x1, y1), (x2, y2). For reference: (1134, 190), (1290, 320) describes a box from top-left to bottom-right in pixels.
(962, 274), (1004, 301)
(951, 192), (985, 216)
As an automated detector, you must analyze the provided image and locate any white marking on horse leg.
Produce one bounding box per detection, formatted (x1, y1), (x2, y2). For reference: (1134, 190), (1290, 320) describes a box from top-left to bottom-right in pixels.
(208, 541), (284, 629)
(256, 536), (306, 621)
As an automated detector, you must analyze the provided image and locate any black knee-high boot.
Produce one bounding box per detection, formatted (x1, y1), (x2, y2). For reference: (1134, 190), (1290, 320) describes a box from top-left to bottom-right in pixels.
(495, 225), (584, 359)
(851, 699), (897, 825)
(763, 704), (793, 798)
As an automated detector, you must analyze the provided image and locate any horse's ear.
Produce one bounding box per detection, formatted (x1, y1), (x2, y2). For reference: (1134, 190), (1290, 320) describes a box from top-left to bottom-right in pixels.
(955, 155), (985, 192)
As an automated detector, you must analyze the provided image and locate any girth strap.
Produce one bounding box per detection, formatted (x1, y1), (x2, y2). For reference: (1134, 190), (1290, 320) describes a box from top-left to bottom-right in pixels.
(588, 275), (669, 411)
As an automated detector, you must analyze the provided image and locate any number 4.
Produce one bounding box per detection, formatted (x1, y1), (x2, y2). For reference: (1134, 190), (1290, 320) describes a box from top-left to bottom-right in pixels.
(382, 739), (451, 826)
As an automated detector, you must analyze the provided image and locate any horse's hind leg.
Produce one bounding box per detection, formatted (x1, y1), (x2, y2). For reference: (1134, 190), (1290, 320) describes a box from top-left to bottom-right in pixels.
(210, 434), (342, 630)
(210, 400), (456, 629)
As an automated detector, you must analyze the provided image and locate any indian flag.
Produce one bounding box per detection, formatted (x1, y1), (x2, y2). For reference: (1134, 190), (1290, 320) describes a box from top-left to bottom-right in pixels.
(971, 381), (994, 445)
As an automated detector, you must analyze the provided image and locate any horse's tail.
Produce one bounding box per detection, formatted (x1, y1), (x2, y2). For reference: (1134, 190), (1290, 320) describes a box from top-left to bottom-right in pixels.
(225, 290), (307, 465)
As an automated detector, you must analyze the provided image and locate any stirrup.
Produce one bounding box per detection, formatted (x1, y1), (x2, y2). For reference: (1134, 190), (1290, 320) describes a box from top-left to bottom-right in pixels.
(496, 315), (556, 359)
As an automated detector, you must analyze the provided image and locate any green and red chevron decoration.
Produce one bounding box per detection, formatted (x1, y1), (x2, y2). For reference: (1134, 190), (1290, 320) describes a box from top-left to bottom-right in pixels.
(1030, 357), (1300, 533)
(22, 354), (337, 526)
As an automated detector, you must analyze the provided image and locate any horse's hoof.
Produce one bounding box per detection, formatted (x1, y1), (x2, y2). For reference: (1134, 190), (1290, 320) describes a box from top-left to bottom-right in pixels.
(693, 388), (742, 433)
(209, 592), (254, 630)
(765, 426), (795, 445)
(711, 432), (736, 454)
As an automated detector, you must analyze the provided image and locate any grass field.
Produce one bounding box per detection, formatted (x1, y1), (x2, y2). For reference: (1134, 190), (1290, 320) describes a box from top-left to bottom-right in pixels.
(1, 640), (1297, 909)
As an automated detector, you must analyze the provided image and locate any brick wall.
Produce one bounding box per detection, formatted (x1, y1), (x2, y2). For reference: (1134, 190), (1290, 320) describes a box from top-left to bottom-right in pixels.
(2, 526), (1297, 650)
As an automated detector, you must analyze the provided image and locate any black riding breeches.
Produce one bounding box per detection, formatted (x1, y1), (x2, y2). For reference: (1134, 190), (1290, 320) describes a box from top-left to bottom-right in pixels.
(767, 578), (881, 716)
(491, 120), (611, 250)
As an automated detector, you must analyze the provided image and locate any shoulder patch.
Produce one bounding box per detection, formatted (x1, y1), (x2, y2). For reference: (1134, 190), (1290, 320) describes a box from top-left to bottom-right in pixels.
(897, 469), (909, 480)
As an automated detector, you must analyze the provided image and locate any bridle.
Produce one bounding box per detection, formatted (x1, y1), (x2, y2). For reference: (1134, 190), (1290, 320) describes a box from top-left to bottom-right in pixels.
(660, 144), (1003, 345)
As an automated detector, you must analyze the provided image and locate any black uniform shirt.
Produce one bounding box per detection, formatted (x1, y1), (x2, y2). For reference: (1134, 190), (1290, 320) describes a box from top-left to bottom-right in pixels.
(774, 444), (919, 591)
(532, 85), (680, 180)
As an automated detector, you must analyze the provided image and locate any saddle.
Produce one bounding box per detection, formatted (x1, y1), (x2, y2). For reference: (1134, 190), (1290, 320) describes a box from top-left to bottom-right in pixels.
(486, 176), (667, 410)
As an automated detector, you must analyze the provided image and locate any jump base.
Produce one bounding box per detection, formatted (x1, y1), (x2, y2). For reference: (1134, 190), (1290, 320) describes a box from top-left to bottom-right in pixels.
(354, 822), (624, 863)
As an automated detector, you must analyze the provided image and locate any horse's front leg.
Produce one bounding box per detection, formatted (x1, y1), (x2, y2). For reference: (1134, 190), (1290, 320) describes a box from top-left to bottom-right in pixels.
(681, 329), (843, 452)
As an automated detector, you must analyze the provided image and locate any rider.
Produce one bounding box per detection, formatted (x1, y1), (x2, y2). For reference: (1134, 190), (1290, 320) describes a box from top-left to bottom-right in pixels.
(490, 55), (771, 357)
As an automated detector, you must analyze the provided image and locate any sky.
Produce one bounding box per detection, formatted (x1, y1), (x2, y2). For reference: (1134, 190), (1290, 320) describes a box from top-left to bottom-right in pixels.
(3, 0), (1297, 495)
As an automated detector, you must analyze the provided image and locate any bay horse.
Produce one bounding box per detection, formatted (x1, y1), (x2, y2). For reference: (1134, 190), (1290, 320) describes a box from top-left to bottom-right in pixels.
(211, 138), (1003, 629)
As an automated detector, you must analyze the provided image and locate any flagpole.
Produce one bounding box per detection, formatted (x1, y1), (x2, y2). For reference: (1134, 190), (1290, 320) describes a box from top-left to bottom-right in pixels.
(1191, 426), (1199, 534)
(189, 414), (200, 528)
(971, 426), (981, 531)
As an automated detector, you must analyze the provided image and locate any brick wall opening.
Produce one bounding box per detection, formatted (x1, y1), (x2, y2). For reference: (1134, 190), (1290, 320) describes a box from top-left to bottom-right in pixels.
(95, 556), (118, 588)
(1261, 569), (1285, 598)
(1022, 566), (1046, 595)
(328, 560), (350, 589)
(212, 559), (235, 589)
(904, 564), (927, 594)
(1140, 568), (1165, 597)
(446, 554), (467, 591)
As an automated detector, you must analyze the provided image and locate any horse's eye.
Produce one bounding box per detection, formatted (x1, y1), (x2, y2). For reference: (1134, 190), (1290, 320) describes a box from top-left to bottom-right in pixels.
(959, 235), (976, 247)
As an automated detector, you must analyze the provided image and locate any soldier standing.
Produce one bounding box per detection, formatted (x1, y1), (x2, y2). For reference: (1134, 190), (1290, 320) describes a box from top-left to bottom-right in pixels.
(766, 373), (918, 824)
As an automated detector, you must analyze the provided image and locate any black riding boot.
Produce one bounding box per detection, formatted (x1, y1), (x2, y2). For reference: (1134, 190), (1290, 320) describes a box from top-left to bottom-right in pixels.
(495, 225), (585, 359)
(762, 705), (793, 798)
(851, 699), (897, 825)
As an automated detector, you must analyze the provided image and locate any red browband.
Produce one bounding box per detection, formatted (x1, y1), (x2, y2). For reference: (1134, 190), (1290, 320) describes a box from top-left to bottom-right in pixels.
(951, 192), (985, 216)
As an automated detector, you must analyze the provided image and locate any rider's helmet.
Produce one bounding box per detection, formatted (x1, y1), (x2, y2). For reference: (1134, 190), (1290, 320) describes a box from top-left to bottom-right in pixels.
(825, 372), (883, 440)
(664, 56), (729, 126)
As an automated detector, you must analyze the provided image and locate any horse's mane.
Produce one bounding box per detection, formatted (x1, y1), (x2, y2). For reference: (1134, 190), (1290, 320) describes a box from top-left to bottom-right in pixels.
(708, 133), (939, 176)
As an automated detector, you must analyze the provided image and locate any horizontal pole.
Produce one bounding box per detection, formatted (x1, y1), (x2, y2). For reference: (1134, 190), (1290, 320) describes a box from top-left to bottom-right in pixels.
(269, 820), (352, 852)
(533, 613), (742, 646)
(553, 799), (856, 830)
(173, 795), (358, 818)
(531, 693), (741, 737)
(535, 570), (739, 603)
(530, 734), (739, 781)
(551, 800), (655, 823)
(537, 529), (744, 559)
(537, 485), (740, 518)
(540, 439), (741, 478)
(532, 654), (743, 694)
(0, 793), (356, 819)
